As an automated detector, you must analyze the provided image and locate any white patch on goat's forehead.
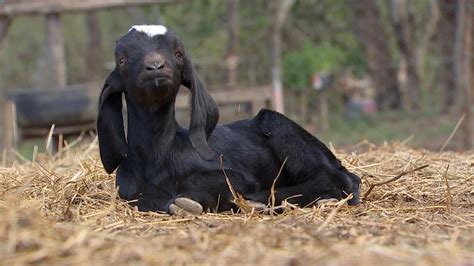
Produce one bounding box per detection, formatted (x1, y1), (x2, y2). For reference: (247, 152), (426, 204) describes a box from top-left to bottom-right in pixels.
(129, 25), (167, 37)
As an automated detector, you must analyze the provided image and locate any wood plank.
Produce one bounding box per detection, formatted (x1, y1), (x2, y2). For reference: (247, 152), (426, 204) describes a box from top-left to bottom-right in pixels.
(21, 122), (95, 137)
(0, 0), (178, 16)
(176, 85), (273, 109)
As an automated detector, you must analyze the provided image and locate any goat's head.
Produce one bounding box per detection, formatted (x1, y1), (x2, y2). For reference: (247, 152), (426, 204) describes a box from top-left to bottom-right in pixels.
(97, 25), (219, 174)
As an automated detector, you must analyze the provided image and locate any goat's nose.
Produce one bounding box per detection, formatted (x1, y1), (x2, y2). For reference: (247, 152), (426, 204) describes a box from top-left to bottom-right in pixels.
(144, 53), (165, 72)
(145, 61), (165, 71)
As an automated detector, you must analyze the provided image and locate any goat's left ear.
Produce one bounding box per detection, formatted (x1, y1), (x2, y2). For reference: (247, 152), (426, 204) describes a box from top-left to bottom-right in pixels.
(182, 57), (219, 160)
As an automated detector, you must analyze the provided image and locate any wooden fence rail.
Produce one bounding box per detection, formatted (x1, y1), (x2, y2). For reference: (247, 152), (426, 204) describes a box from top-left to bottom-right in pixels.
(0, 0), (178, 16)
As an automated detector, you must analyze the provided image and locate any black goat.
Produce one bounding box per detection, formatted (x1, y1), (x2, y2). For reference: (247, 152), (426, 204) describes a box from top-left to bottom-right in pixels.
(97, 25), (361, 214)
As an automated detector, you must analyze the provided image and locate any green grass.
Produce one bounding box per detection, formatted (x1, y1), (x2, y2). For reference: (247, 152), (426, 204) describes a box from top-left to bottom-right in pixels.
(314, 110), (461, 151)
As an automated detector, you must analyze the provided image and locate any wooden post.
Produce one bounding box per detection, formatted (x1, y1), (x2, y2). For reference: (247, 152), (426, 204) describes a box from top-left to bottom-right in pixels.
(318, 91), (329, 131)
(2, 100), (16, 163)
(44, 13), (66, 88)
(85, 11), (102, 82)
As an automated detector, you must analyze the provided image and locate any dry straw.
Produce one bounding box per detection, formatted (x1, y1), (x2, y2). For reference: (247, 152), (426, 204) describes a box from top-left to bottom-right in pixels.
(0, 138), (473, 265)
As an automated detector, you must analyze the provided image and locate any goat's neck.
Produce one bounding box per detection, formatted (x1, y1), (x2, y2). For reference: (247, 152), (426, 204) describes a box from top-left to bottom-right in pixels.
(127, 101), (178, 161)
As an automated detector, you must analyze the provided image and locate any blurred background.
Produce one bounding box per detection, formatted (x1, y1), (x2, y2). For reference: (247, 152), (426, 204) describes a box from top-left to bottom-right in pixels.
(0, 0), (473, 160)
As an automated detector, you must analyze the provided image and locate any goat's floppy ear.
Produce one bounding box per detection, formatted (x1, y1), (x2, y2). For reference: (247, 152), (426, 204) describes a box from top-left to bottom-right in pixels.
(182, 57), (219, 160)
(97, 69), (127, 174)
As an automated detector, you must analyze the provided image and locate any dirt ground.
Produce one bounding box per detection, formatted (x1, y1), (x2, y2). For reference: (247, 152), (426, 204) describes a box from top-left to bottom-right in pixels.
(0, 140), (473, 265)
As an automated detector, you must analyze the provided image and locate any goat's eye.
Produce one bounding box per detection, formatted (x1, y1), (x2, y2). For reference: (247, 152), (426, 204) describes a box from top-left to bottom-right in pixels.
(175, 51), (183, 60)
(118, 58), (126, 66)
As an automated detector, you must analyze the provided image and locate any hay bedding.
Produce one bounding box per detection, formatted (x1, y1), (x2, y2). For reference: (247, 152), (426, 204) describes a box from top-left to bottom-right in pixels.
(0, 139), (473, 265)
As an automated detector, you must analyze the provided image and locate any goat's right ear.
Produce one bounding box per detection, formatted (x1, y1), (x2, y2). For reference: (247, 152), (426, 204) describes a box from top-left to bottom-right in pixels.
(97, 69), (127, 174)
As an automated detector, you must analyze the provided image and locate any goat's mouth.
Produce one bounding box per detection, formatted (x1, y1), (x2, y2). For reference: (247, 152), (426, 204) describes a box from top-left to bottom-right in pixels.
(347, 191), (360, 205)
(142, 76), (173, 89)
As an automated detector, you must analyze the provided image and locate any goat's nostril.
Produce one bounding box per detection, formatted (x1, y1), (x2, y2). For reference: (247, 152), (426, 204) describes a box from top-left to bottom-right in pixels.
(145, 62), (165, 72)
(145, 65), (156, 71)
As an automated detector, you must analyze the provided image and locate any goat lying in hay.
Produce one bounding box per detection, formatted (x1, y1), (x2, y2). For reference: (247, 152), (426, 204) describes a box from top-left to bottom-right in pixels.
(97, 25), (361, 214)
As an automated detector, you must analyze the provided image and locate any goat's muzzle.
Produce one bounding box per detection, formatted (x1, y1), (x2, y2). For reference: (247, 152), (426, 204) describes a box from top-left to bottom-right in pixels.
(347, 191), (360, 205)
(144, 52), (166, 73)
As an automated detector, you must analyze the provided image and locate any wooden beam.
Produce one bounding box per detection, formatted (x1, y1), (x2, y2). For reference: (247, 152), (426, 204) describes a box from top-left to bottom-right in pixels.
(0, 0), (178, 16)
(175, 85), (273, 111)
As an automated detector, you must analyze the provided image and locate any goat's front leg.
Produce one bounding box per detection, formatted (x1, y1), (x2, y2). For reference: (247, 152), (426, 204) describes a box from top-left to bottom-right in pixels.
(116, 163), (143, 201)
(170, 170), (254, 214)
(137, 178), (176, 212)
(116, 160), (176, 213)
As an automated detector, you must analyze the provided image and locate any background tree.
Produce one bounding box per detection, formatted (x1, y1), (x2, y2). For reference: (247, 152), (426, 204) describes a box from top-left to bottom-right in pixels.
(388, 0), (420, 110)
(348, 0), (401, 110)
(225, 0), (239, 87)
(269, 0), (294, 113)
(0, 15), (10, 58)
(437, 0), (458, 113)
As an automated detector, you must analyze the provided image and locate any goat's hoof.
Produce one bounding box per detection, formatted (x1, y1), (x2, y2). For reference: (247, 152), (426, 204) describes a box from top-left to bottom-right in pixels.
(169, 203), (183, 215)
(247, 200), (267, 211)
(316, 198), (338, 205)
(174, 197), (203, 214)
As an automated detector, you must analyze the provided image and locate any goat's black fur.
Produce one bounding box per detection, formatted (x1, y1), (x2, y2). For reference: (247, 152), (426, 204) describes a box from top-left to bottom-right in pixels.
(97, 26), (361, 214)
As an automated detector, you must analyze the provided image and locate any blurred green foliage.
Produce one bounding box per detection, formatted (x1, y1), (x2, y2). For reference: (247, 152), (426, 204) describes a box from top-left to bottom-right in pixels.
(282, 0), (368, 91)
(283, 42), (366, 90)
(283, 42), (342, 90)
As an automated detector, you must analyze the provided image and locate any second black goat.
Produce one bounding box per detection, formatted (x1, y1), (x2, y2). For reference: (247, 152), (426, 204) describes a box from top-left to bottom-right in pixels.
(97, 25), (361, 214)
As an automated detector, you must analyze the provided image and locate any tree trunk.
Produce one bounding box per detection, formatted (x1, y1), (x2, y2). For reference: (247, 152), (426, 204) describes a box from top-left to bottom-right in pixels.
(457, 0), (474, 149)
(438, 0), (458, 113)
(85, 11), (102, 82)
(416, 0), (440, 70)
(44, 13), (66, 88)
(388, 0), (420, 110)
(269, 0), (294, 114)
(0, 15), (11, 57)
(348, 0), (401, 110)
(225, 0), (239, 87)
